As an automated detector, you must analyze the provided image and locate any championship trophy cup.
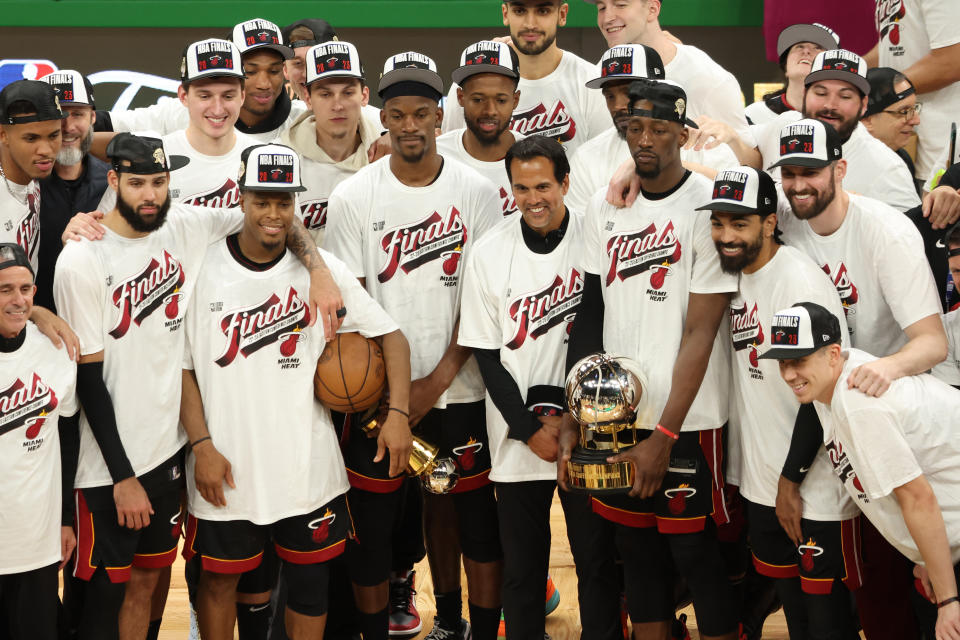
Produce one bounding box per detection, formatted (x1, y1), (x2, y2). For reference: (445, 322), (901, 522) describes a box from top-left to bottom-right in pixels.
(565, 353), (646, 492)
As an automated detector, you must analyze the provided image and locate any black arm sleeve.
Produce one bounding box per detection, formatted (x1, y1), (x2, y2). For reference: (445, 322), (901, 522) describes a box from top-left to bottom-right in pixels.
(565, 273), (605, 374)
(474, 348), (542, 443)
(93, 110), (114, 132)
(780, 402), (824, 484)
(59, 411), (80, 525)
(76, 362), (135, 484)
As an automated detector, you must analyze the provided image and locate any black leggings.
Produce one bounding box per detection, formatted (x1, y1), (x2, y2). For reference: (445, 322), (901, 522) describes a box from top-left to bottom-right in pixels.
(775, 576), (860, 640)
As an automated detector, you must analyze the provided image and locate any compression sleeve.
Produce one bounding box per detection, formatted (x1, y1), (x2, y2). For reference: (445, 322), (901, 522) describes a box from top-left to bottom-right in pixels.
(474, 348), (542, 443)
(77, 362), (135, 483)
(59, 411), (80, 525)
(565, 273), (605, 374)
(780, 402), (824, 484)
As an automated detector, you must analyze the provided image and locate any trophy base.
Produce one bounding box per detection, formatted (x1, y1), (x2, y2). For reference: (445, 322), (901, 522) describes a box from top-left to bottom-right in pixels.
(566, 447), (634, 494)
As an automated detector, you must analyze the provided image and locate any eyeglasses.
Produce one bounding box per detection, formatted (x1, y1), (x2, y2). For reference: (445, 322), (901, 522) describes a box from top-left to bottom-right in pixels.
(882, 103), (922, 120)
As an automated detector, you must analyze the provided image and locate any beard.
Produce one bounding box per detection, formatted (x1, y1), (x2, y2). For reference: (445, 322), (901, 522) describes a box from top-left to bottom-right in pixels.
(613, 111), (630, 140)
(117, 188), (171, 233)
(715, 231), (764, 274)
(634, 155), (662, 179)
(786, 178), (836, 221)
(510, 29), (558, 56)
(465, 115), (510, 146)
(56, 128), (93, 167)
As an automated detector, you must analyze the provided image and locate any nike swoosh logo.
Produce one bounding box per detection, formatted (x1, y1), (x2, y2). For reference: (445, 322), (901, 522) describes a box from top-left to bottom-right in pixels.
(249, 604), (270, 613)
(937, 239), (946, 248)
(799, 466), (810, 473)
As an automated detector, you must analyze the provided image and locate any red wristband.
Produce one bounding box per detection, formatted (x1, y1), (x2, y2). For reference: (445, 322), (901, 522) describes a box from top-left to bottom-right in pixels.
(656, 424), (679, 440)
(938, 596), (960, 608)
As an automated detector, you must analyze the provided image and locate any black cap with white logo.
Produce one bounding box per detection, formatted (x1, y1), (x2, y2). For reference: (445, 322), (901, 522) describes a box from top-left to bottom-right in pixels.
(42, 70), (95, 108)
(231, 18), (293, 60)
(106, 132), (190, 174)
(282, 18), (337, 49)
(695, 166), (778, 215)
(805, 49), (870, 95)
(306, 41), (364, 86)
(759, 302), (843, 360)
(0, 243), (33, 276)
(627, 78), (698, 129)
(770, 118), (843, 169)
(776, 23), (840, 58)
(587, 44), (664, 89)
(0, 80), (67, 125)
(238, 144), (307, 192)
(451, 41), (519, 86)
(378, 51), (443, 97)
(181, 39), (245, 83)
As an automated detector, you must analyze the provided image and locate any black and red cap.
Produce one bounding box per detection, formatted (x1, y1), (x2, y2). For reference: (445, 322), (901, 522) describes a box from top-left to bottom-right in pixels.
(805, 49), (870, 95)
(231, 18), (293, 61)
(451, 41), (519, 86)
(696, 166), (778, 215)
(759, 302), (842, 360)
(770, 118), (843, 169)
(587, 44), (664, 89)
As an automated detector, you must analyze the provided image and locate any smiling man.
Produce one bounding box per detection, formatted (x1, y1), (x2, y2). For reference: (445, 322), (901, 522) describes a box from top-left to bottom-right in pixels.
(861, 68), (922, 186)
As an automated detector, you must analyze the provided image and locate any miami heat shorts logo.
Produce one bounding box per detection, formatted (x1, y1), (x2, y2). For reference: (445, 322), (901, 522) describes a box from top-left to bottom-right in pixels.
(605, 220), (681, 289)
(377, 206), (466, 283)
(664, 484), (696, 515)
(0, 373), (58, 439)
(308, 509), (336, 543)
(109, 250), (185, 338)
(506, 268), (583, 350)
(215, 287), (310, 366)
(729, 301), (764, 369)
(170, 509), (182, 539)
(798, 538), (824, 572)
(511, 100), (576, 143)
(452, 438), (483, 472)
(182, 178), (241, 208)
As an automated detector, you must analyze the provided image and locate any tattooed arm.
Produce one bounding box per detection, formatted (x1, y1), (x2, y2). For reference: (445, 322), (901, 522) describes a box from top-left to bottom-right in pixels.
(286, 218), (345, 341)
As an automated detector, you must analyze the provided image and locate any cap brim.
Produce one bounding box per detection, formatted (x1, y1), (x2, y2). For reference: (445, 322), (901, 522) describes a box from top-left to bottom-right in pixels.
(240, 184), (308, 193)
(168, 155), (190, 171)
(243, 43), (294, 60)
(804, 70), (869, 95)
(777, 25), (838, 57)
(185, 70), (246, 82)
(378, 69), (443, 95)
(451, 65), (518, 86)
(586, 75), (646, 89)
(307, 71), (363, 86)
(694, 201), (766, 214)
(769, 154), (832, 169)
(757, 345), (820, 360)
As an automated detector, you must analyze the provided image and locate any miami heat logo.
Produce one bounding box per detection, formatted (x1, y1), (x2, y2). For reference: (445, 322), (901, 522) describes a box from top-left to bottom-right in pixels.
(510, 100), (576, 143)
(452, 438), (483, 472)
(300, 199), (328, 232)
(16, 191), (39, 262)
(506, 268), (583, 350)
(664, 483), (696, 515)
(498, 186), (518, 217)
(215, 287), (311, 367)
(604, 220), (681, 288)
(308, 509), (336, 543)
(730, 301), (764, 368)
(170, 509), (182, 540)
(0, 373), (58, 439)
(825, 440), (867, 501)
(798, 538), (824, 572)
(109, 250), (185, 338)
(377, 206), (466, 283)
(821, 262), (858, 315)
(182, 178), (241, 208)
(876, 0), (906, 46)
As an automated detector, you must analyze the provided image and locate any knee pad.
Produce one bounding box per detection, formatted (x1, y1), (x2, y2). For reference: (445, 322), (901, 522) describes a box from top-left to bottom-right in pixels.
(454, 486), (502, 563)
(237, 546), (280, 595)
(282, 561), (330, 617)
(667, 530), (738, 636)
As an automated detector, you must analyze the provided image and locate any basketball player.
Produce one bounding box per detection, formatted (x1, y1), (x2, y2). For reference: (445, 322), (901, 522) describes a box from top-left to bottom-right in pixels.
(180, 143), (410, 640)
(324, 53), (502, 640)
(52, 133), (342, 640)
(763, 301), (960, 640)
(0, 243), (79, 640)
(562, 78), (740, 640)
(701, 167), (862, 639)
(442, 1), (608, 155)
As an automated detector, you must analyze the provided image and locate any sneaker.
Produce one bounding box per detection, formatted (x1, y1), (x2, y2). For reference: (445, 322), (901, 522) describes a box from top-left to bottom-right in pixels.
(671, 613), (691, 640)
(545, 575), (560, 615)
(620, 593), (629, 640)
(424, 617), (471, 640)
(498, 612), (506, 638)
(188, 607), (200, 640)
(389, 570), (422, 637)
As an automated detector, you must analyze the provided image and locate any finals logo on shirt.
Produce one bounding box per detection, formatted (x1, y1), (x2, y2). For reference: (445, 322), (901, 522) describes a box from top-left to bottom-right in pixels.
(181, 179), (241, 208)
(109, 250), (185, 338)
(378, 205), (466, 285)
(13, 192), (39, 261)
(215, 286), (311, 367)
(0, 373), (58, 446)
(498, 186), (518, 218)
(300, 199), (328, 232)
(506, 267), (583, 350)
(821, 262), (858, 327)
(511, 99), (576, 143)
(826, 440), (868, 502)
(876, 0), (906, 50)
(604, 220), (681, 301)
(729, 300), (764, 376)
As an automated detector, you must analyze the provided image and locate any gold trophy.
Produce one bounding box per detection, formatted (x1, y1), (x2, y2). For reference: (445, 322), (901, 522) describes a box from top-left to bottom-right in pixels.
(565, 353), (646, 493)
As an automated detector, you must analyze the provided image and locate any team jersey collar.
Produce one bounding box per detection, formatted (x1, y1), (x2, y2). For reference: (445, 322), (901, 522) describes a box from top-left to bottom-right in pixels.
(0, 326), (26, 353)
(520, 207), (570, 255)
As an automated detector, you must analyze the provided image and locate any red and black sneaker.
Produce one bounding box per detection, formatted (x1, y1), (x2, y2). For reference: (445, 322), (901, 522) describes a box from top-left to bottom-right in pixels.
(389, 569), (422, 637)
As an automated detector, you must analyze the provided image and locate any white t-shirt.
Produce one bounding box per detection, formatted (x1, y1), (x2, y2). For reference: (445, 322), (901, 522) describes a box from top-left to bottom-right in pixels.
(932, 309), (960, 385)
(459, 214), (584, 482)
(745, 99), (782, 126)
(730, 246), (856, 519)
(819, 348), (960, 564)
(297, 158), (356, 247)
(324, 156), (499, 406)
(581, 172), (737, 430)
(565, 126), (739, 213)
(53, 204), (241, 487)
(0, 179), (41, 274)
(441, 51), (609, 155)
(755, 112), (921, 212)
(0, 323), (77, 574)
(777, 192), (941, 357)
(184, 244), (396, 523)
(876, 0), (960, 183)
(436, 128), (524, 219)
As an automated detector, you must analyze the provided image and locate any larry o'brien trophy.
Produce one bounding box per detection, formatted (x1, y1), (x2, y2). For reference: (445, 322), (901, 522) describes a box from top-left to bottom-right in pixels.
(565, 353), (646, 493)
(356, 405), (460, 494)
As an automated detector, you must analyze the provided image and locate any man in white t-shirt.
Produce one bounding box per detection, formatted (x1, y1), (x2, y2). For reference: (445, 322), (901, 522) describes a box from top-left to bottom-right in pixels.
(561, 78), (739, 640)
(763, 301), (960, 640)
(700, 168), (862, 638)
(180, 144), (410, 640)
(0, 243), (78, 640)
(437, 40), (523, 220)
(441, 1), (608, 155)
(325, 54), (501, 640)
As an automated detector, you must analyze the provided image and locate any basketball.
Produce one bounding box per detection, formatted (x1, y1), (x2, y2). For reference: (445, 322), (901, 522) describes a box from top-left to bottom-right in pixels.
(314, 332), (386, 413)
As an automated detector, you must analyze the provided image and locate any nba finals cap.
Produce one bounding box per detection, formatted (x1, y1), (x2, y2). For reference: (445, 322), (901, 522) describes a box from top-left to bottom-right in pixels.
(282, 18), (337, 49)
(0, 80), (67, 125)
(451, 41), (519, 86)
(586, 44), (664, 89)
(759, 302), (842, 360)
(180, 39), (245, 83)
(42, 70), (95, 108)
(864, 67), (916, 117)
(0, 243), (33, 276)
(305, 41), (364, 86)
(231, 18), (293, 60)
(770, 118), (843, 169)
(237, 144), (307, 192)
(627, 78), (698, 129)
(106, 133), (190, 174)
(804, 49), (870, 95)
(378, 52), (443, 99)
(776, 23), (840, 59)
(695, 167), (778, 215)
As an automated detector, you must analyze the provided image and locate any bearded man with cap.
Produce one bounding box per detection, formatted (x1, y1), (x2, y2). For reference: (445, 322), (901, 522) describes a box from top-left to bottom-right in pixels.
(702, 167), (863, 639)
(763, 301), (960, 640)
(325, 53), (501, 640)
(0, 243), (79, 640)
(179, 143), (410, 640)
(562, 78), (740, 640)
